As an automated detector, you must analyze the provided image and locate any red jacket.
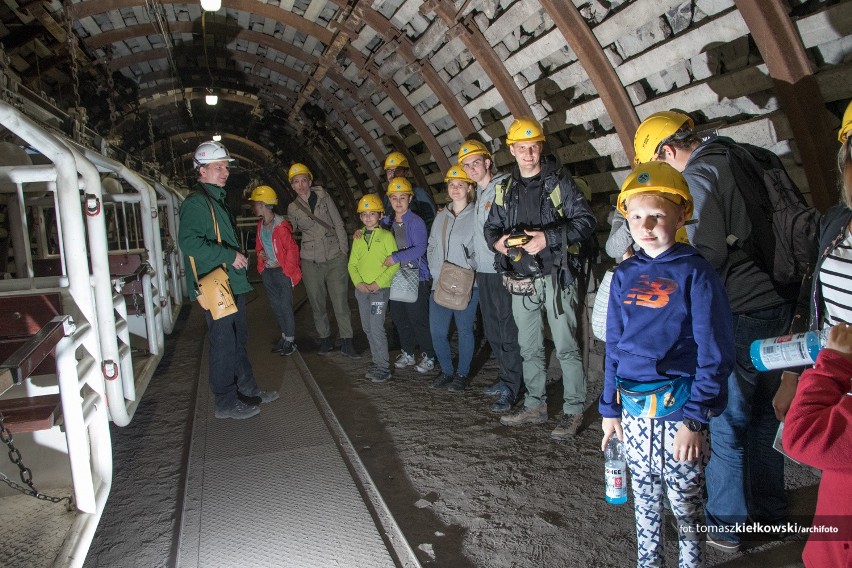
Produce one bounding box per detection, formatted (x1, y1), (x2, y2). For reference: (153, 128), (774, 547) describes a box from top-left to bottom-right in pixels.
(256, 217), (302, 287)
(782, 349), (852, 568)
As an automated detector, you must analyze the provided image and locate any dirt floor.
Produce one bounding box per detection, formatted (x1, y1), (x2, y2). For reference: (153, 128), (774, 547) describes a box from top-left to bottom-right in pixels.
(301, 292), (819, 568)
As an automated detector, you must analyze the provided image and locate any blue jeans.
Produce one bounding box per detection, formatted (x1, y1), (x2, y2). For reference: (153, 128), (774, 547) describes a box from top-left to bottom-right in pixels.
(261, 268), (295, 338)
(429, 287), (480, 377)
(204, 294), (261, 411)
(705, 302), (793, 542)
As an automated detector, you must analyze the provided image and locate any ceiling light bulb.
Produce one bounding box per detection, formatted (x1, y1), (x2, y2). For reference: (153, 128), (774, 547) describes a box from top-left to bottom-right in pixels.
(200, 0), (221, 11)
(205, 94), (218, 106)
(212, 134), (222, 142)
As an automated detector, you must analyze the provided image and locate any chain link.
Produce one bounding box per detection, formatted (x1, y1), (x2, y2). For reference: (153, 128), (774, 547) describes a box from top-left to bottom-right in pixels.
(0, 411), (73, 508)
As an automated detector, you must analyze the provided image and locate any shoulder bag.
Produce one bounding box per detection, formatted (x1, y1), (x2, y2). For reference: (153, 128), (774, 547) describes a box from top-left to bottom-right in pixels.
(389, 263), (419, 303)
(433, 216), (475, 310)
(189, 200), (238, 320)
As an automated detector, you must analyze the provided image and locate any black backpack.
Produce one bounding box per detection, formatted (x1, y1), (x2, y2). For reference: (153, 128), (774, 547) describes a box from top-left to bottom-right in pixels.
(700, 136), (819, 297)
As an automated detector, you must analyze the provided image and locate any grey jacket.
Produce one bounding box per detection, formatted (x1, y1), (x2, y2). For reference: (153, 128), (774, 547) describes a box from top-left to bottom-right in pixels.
(286, 186), (348, 263)
(684, 141), (784, 313)
(472, 172), (510, 274)
(427, 201), (477, 290)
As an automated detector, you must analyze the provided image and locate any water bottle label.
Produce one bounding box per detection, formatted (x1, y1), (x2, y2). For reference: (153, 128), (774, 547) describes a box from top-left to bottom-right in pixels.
(750, 330), (826, 371)
(605, 462), (627, 499)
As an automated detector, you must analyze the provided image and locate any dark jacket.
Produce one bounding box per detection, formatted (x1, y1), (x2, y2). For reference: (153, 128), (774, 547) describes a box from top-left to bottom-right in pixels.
(809, 205), (852, 330)
(483, 154), (596, 288)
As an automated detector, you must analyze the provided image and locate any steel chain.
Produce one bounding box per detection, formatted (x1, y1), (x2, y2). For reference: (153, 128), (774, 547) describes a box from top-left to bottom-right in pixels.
(65, 0), (81, 111)
(0, 411), (73, 508)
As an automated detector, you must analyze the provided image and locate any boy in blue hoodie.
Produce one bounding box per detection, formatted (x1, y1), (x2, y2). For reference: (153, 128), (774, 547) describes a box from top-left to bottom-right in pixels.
(599, 162), (735, 568)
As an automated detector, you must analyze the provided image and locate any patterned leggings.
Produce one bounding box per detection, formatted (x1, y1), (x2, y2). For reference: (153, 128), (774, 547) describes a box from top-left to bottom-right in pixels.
(623, 413), (709, 568)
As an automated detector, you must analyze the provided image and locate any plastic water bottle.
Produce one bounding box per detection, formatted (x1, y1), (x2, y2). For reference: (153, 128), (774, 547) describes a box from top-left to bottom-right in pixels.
(604, 437), (628, 505)
(750, 329), (830, 372)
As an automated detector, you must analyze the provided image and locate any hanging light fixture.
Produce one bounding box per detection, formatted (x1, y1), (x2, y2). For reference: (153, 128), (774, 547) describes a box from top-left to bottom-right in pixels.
(205, 89), (218, 106)
(200, 0), (221, 12)
(212, 134), (222, 142)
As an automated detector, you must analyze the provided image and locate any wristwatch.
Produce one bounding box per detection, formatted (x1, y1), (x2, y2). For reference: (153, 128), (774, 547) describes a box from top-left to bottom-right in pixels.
(683, 418), (707, 432)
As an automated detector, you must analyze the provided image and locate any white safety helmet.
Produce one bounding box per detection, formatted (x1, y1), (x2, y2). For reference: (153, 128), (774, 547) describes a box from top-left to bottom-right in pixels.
(193, 141), (234, 169)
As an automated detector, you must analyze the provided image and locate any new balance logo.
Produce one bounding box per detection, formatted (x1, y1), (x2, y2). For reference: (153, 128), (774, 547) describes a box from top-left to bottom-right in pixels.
(624, 275), (678, 308)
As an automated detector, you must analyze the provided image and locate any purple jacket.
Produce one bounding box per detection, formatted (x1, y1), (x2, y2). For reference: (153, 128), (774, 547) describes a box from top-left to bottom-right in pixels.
(383, 209), (431, 281)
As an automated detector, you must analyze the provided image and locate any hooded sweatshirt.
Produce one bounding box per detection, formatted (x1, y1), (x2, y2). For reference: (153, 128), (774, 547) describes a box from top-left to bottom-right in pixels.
(427, 201), (477, 289)
(599, 242), (736, 424)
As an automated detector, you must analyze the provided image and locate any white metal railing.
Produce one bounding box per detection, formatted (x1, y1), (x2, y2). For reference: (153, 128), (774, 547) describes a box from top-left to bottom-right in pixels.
(0, 100), (178, 567)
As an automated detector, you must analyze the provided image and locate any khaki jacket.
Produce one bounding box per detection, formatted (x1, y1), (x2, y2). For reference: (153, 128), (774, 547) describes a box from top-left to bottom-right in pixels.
(286, 186), (349, 263)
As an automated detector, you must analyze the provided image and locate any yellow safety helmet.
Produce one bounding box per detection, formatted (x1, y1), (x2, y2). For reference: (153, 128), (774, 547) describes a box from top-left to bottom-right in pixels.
(457, 140), (491, 163)
(386, 176), (413, 195)
(444, 166), (474, 185)
(384, 151), (409, 170)
(633, 111), (694, 165)
(250, 185), (278, 205)
(617, 161), (693, 219)
(288, 163), (312, 183)
(357, 193), (384, 214)
(839, 100), (852, 143)
(506, 117), (546, 145)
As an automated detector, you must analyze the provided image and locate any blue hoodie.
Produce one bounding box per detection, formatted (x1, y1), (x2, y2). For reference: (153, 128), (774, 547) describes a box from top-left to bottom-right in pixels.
(599, 242), (735, 424)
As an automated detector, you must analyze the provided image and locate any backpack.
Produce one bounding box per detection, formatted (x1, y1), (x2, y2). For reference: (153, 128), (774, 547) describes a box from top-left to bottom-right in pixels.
(700, 136), (819, 296)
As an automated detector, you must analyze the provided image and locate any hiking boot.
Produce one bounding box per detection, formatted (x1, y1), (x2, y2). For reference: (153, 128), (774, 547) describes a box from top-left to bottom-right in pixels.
(483, 381), (504, 396)
(489, 386), (515, 414)
(430, 373), (454, 390)
(370, 367), (392, 383)
(279, 340), (296, 356)
(415, 354), (435, 374)
(317, 336), (334, 355)
(394, 351), (415, 368)
(340, 338), (361, 359)
(500, 404), (547, 426)
(446, 374), (468, 393)
(215, 400), (260, 420)
(550, 413), (584, 440)
(364, 364), (379, 379)
(271, 338), (285, 353)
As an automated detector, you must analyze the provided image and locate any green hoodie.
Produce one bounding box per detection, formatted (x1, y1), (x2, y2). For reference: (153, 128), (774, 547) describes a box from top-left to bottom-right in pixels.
(179, 182), (252, 299)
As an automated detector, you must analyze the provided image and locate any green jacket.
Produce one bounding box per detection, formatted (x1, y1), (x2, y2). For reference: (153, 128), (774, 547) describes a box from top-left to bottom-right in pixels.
(348, 227), (398, 288)
(179, 183), (252, 299)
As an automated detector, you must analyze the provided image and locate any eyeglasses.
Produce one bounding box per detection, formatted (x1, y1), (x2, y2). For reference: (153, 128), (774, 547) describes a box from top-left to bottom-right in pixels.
(462, 158), (485, 171)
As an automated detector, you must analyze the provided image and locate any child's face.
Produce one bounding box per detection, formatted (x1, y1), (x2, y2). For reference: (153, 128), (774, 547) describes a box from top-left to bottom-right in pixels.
(625, 193), (686, 258)
(360, 211), (380, 229)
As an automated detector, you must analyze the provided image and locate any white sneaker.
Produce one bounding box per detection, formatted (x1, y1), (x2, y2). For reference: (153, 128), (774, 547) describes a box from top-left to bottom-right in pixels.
(394, 351), (415, 368)
(415, 354), (435, 374)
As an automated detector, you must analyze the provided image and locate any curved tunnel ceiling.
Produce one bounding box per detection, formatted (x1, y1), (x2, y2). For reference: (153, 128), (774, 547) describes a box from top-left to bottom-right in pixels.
(0, 0), (850, 222)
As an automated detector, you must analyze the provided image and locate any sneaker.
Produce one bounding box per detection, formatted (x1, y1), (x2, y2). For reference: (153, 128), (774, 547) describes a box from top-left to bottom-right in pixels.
(340, 338), (362, 359)
(446, 374), (468, 393)
(489, 386), (515, 414)
(550, 413), (584, 440)
(370, 367), (392, 383)
(317, 336), (334, 355)
(364, 364), (379, 379)
(256, 390), (279, 403)
(415, 354), (435, 374)
(707, 534), (741, 553)
(279, 340), (296, 356)
(430, 373), (454, 390)
(394, 351), (415, 369)
(500, 404), (547, 426)
(215, 400), (260, 420)
(483, 381), (504, 396)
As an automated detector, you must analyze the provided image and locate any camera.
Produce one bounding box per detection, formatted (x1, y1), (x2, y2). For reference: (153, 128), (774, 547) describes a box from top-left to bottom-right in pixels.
(505, 231), (531, 248)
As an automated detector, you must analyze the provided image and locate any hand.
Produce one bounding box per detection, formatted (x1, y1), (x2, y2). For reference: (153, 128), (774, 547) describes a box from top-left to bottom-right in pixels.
(601, 417), (623, 451)
(772, 371), (799, 422)
(353, 229), (363, 240)
(520, 230), (547, 255)
(383, 255), (396, 267)
(366, 282), (379, 292)
(672, 424), (702, 462)
(356, 283), (370, 293)
(258, 250), (268, 261)
(232, 252), (248, 270)
(494, 234), (510, 255)
(826, 323), (852, 358)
